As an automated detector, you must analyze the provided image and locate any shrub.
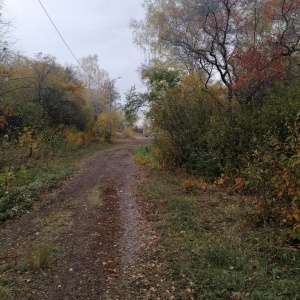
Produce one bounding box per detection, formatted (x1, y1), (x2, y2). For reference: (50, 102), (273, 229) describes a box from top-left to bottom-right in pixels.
(0, 165), (34, 221)
(64, 127), (84, 148)
(122, 127), (135, 139)
(94, 110), (123, 141)
(153, 74), (222, 177)
(207, 79), (300, 239)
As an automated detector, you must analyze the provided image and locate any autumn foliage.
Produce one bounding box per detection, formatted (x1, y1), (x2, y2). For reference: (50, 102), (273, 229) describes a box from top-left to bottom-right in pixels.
(232, 47), (286, 101)
(0, 34), (123, 220)
(132, 0), (300, 102)
(128, 0), (300, 239)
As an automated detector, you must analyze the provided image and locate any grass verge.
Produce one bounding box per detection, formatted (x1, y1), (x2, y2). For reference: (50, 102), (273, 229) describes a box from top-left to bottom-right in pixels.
(132, 145), (300, 299)
(134, 145), (160, 169)
(0, 142), (114, 222)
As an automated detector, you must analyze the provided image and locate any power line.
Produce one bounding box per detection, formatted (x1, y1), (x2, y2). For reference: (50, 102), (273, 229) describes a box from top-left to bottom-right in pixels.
(36, 0), (92, 79)
(37, 0), (81, 65)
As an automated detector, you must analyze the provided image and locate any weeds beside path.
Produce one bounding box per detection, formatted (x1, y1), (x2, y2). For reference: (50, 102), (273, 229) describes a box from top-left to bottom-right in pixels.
(132, 145), (300, 299)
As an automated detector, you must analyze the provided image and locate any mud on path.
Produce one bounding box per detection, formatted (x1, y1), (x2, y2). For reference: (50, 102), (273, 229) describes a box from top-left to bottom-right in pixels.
(0, 138), (150, 300)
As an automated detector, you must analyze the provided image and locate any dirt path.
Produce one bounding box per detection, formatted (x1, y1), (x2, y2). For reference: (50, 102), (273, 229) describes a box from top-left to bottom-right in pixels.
(0, 138), (150, 300)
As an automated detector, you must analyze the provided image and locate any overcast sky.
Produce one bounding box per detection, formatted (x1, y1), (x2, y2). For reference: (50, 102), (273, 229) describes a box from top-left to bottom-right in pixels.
(4, 0), (146, 103)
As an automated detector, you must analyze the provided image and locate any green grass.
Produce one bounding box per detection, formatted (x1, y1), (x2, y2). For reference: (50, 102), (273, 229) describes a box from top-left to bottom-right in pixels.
(133, 149), (300, 299)
(0, 142), (113, 222)
(134, 145), (160, 169)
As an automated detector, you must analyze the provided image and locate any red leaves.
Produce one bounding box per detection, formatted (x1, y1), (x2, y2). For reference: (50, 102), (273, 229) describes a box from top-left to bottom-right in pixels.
(260, 0), (300, 53)
(261, 0), (300, 19)
(231, 0), (300, 100)
(136, 0), (300, 102)
(232, 46), (286, 93)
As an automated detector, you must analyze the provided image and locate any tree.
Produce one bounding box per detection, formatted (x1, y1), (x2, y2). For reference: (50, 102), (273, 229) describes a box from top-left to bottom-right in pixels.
(0, 0), (14, 65)
(0, 0), (18, 130)
(131, 0), (300, 103)
(0, 53), (92, 134)
(124, 59), (181, 126)
(0, 55), (44, 135)
(94, 109), (123, 139)
(75, 54), (111, 118)
(32, 55), (91, 130)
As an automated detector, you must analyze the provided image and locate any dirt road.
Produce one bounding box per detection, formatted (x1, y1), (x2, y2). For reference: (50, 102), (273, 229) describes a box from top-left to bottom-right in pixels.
(0, 138), (150, 300)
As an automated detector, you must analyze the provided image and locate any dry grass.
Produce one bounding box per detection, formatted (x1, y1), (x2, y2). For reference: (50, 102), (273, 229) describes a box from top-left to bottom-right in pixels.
(88, 185), (104, 205)
(26, 244), (51, 270)
(35, 211), (72, 238)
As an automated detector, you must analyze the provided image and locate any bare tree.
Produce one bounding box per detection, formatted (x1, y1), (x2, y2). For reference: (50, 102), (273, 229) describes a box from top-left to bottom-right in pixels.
(0, 0), (14, 65)
(75, 54), (111, 117)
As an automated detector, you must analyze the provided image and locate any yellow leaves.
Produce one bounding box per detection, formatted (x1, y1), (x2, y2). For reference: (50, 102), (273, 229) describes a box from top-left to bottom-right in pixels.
(215, 176), (225, 186)
(122, 127), (136, 139)
(214, 175), (246, 194)
(180, 73), (203, 93)
(64, 128), (84, 146)
(180, 178), (214, 193)
(19, 128), (38, 157)
(281, 218), (287, 225)
(267, 126), (300, 240)
(281, 204), (300, 240)
(289, 204), (300, 223)
(233, 177), (245, 190)
(20, 128), (35, 144)
(277, 190), (284, 198)
(180, 179), (197, 193)
(63, 81), (86, 105)
(94, 110), (123, 139)
(290, 224), (300, 241)
(199, 182), (209, 192)
(292, 213), (300, 223)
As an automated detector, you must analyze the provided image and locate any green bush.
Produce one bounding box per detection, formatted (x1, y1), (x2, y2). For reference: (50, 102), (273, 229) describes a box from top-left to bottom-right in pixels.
(207, 79), (300, 180)
(153, 75), (221, 177)
(150, 73), (300, 238)
(134, 145), (159, 169)
(0, 156), (74, 222)
(205, 79), (300, 238)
